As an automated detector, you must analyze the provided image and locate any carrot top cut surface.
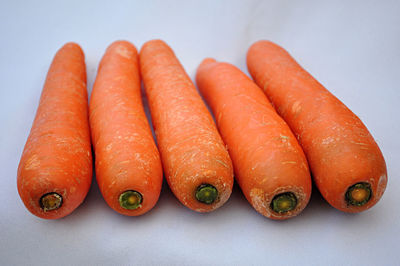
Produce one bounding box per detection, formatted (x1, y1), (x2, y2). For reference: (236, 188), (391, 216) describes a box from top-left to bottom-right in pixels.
(119, 190), (143, 210)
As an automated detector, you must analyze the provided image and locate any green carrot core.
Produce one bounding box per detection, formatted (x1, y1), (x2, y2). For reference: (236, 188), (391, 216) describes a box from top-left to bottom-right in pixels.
(270, 192), (297, 214)
(195, 184), (218, 204)
(345, 182), (372, 206)
(119, 190), (143, 210)
(40, 192), (62, 212)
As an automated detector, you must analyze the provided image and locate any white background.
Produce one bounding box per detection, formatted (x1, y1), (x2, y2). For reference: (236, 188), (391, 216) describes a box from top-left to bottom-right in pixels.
(1, 1), (399, 265)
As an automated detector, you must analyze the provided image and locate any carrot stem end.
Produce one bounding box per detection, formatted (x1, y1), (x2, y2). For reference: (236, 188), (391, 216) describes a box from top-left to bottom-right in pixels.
(270, 192), (297, 214)
(119, 190), (143, 210)
(195, 184), (218, 204)
(40, 192), (63, 212)
(345, 182), (372, 206)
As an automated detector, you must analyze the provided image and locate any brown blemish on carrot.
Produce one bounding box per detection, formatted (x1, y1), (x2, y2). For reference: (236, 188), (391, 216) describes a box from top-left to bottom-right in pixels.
(281, 161), (297, 165)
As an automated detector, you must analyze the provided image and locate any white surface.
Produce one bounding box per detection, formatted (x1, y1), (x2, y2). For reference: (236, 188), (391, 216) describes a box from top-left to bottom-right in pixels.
(1, 1), (399, 265)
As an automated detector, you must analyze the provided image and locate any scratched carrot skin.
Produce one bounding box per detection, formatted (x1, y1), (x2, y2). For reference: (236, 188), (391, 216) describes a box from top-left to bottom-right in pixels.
(17, 43), (92, 219)
(90, 41), (163, 216)
(140, 40), (234, 212)
(247, 40), (387, 213)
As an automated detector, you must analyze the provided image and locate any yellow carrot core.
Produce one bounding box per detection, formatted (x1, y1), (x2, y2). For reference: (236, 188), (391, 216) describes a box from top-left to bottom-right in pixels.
(128, 196), (138, 205)
(119, 190), (143, 210)
(345, 182), (372, 206)
(351, 188), (368, 202)
(278, 200), (290, 210)
(40, 192), (63, 212)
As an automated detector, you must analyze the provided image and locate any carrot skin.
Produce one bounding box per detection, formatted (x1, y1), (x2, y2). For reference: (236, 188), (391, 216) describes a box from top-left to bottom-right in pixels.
(247, 40), (387, 213)
(89, 41), (163, 216)
(140, 40), (234, 213)
(17, 43), (92, 219)
(196, 58), (312, 220)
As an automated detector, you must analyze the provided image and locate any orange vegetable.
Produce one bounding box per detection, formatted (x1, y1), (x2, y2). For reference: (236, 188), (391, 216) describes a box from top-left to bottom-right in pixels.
(247, 40), (387, 212)
(17, 43), (92, 219)
(140, 40), (234, 212)
(89, 41), (163, 216)
(196, 58), (312, 219)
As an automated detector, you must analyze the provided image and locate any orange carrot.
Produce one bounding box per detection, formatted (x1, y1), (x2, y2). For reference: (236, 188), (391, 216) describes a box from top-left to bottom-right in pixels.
(196, 58), (312, 219)
(247, 40), (387, 212)
(139, 40), (234, 212)
(89, 41), (163, 216)
(17, 43), (92, 219)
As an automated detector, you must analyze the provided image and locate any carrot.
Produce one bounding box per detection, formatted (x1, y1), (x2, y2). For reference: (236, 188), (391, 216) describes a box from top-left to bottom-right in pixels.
(89, 41), (163, 216)
(196, 58), (312, 219)
(139, 40), (234, 212)
(247, 40), (387, 213)
(17, 43), (92, 219)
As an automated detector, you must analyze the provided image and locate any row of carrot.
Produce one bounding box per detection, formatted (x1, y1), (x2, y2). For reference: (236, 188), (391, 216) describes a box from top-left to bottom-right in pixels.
(17, 40), (387, 220)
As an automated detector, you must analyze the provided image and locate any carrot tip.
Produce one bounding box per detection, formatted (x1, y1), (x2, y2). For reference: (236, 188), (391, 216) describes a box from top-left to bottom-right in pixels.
(270, 192), (297, 214)
(119, 190), (143, 210)
(195, 184), (218, 205)
(40, 192), (63, 212)
(345, 182), (372, 206)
